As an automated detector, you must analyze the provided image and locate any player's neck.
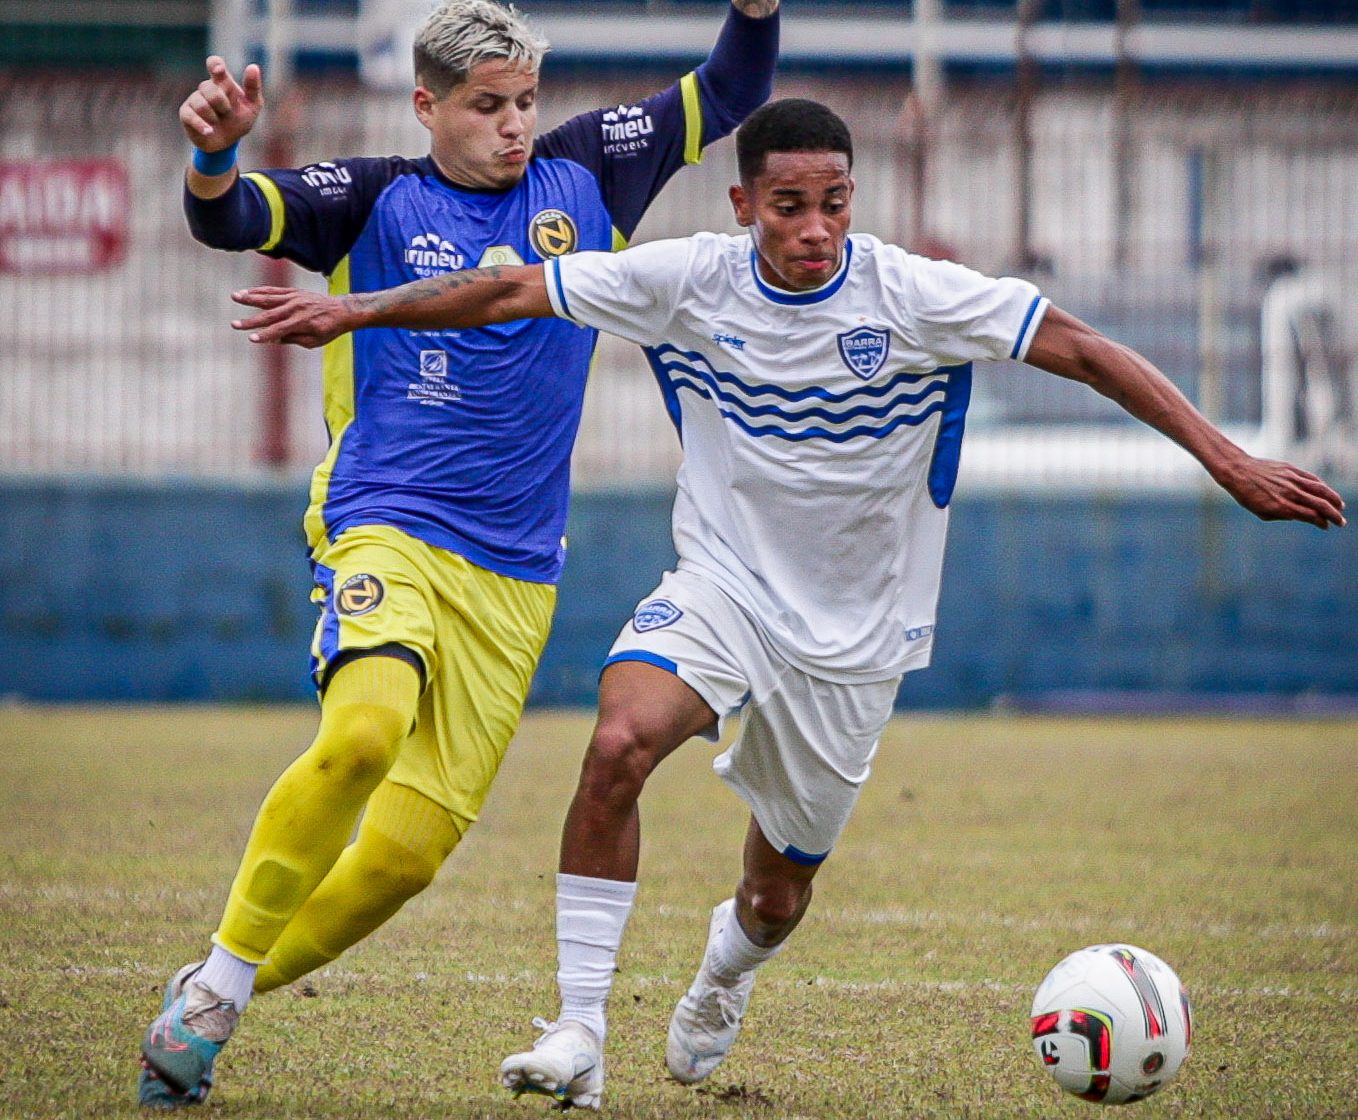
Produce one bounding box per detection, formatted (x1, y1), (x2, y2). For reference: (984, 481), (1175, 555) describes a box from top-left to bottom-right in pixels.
(427, 152), (517, 194)
(752, 247), (848, 295)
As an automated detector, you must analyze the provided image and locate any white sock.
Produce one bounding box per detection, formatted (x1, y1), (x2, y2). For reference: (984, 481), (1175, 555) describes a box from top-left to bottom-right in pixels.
(555, 873), (637, 1042)
(708, 899), (783, 984)
(196, 943), (258, 1011)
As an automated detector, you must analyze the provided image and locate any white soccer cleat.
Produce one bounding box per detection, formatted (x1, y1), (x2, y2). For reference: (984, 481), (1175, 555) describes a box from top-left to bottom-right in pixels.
(500, 1017), (604, 1110)
(666, 899), (757, 1085)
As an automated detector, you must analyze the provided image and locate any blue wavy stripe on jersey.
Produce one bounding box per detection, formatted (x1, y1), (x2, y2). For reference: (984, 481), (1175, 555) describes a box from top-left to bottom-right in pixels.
(650, 343), (944, 403)
(698, 393), (951, 443)
(661, 363), (950, 426)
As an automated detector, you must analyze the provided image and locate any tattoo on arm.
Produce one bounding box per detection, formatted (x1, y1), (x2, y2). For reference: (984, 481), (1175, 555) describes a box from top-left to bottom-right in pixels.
(357, 266), (509, 319)
(731, 0), (778, 16)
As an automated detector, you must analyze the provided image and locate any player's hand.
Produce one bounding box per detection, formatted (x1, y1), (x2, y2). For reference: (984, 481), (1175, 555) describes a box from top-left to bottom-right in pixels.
(731, 0), (779, 16)
(181, 56), (265, 151)
(231, 287), (362, 348)
(1218, 455), (1346, 529)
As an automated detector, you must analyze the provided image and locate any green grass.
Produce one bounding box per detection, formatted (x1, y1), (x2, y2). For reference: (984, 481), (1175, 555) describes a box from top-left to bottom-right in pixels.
(1, 707), (1356, 1118)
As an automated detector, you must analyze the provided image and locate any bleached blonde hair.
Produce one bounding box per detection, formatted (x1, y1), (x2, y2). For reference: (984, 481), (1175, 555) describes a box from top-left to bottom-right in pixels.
(413, 0), (549, 97)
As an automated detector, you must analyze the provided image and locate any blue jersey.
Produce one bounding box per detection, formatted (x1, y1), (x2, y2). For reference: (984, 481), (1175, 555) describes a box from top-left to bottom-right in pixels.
(187, 8), (777, 583)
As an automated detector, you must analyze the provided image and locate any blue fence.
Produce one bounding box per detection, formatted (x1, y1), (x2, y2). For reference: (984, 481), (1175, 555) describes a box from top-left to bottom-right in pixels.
(2, 478), (1353, 709)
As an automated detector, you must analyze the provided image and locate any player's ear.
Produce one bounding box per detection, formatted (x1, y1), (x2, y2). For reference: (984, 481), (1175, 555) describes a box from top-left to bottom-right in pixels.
(412, 86), (437, 128)
(729, 183), (753, 227)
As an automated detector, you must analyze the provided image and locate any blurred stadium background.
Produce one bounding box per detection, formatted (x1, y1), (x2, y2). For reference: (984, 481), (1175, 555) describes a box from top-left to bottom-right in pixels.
(1, 0), (1355, 706)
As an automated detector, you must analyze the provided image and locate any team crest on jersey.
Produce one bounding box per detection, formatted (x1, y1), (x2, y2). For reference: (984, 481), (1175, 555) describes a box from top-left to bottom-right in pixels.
(632, 599), (682, 632)
(529, 209), (578, 258)
(836, 327), (891, 380)
(336, 574), (384, 616)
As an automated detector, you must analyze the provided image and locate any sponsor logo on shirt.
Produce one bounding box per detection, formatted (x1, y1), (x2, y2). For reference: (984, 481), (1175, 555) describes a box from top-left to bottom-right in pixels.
(713, 332), (747, 351)
(405, 231), (466, 277)
(836, 327), (891, 380)
(632, 598), (683, 632)
(601, 103), (656, 157)
(408, 349), (462, 406)
(905, 624), (934, 642)
(336, 573), (383, 616)
(300, 161), (353, 197)
(528, 209), (578, 258)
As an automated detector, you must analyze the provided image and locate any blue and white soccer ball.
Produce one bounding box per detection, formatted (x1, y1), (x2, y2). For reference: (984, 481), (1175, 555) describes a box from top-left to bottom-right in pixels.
(1030, 943), (1192, 1105)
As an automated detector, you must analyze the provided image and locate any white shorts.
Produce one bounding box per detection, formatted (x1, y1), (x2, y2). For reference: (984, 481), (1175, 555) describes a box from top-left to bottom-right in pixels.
(604, 567), (901, 865)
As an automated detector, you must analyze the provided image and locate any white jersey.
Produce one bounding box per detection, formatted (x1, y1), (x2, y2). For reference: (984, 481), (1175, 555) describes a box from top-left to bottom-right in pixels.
(546, 232), (1048, 681)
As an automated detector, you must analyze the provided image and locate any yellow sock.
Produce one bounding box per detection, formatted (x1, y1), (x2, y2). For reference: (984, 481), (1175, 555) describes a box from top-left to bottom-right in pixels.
(213, 655), (421, 962)
(254, 779), (465, 992)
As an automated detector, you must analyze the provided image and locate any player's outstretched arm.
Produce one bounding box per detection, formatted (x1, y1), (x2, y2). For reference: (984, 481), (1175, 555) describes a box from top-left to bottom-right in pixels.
(181, 56), (265, 200)
(1026, 306), (1347, 530)
(231, 264), (555, 348)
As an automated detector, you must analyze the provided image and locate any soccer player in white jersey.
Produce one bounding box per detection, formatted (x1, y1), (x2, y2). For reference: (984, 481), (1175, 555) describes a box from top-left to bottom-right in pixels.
(232, 99), (1346, 1109)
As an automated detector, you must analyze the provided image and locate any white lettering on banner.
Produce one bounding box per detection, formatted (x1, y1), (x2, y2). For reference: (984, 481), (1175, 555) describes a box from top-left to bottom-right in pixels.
(0, 159), (130, 275)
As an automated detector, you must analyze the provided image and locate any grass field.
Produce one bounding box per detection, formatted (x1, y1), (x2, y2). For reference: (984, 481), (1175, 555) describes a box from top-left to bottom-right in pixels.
(1, 705), (1356, 1119)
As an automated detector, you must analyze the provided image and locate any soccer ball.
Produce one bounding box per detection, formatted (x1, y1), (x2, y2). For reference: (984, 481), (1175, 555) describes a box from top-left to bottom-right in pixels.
(1030, 943), (1192, 1105)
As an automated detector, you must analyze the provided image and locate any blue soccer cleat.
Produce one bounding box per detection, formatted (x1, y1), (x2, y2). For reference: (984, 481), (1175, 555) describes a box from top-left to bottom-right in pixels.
(138, 963), (213, 1109)
(139, 962), (238, 1107)
(138, 1062), (213, 1111)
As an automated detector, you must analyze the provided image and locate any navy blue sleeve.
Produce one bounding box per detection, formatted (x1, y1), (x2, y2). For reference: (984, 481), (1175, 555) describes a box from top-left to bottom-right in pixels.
(183, 176), (272, 253)
(693, 5), (779, 143)
(534, 3), (778, 244)
(183, 155), (419, 276)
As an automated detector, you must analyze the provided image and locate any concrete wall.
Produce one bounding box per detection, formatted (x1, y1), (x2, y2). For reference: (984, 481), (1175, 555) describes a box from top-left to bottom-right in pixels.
(2, 479), (1354, 708)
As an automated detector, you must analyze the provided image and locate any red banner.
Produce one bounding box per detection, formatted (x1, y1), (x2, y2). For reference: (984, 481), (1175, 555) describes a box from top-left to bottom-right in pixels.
(0, 159), (131, 275)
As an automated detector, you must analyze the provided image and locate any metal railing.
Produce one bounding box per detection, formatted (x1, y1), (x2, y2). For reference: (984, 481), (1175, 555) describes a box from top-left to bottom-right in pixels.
(1, 72), (1354, 486)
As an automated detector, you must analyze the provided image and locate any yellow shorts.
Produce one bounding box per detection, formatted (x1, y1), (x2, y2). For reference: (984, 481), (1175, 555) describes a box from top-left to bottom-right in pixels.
(309, 523), (556, 824)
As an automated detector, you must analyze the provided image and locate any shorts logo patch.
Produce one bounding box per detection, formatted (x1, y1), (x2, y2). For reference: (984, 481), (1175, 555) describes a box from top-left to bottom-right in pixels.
(336, 574), (384, 616)
(837, 326), (890, 380)
(632, 598), (682, 632)
(529, 208), (578, 258)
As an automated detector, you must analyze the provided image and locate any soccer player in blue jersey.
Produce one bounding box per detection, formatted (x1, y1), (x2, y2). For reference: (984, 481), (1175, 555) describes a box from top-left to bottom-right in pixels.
(137, 0), (779, 1108)
(231, 97), (1346, 1109)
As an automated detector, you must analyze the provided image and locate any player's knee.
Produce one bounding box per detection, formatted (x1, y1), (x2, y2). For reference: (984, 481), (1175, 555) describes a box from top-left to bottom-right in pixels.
(743, 878), (810, 936)
(579, 718), (660, 806)
(311, 705), (406, 789)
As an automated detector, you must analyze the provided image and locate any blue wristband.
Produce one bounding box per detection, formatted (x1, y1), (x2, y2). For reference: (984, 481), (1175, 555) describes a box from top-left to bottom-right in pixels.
(192, 143), (239, 176)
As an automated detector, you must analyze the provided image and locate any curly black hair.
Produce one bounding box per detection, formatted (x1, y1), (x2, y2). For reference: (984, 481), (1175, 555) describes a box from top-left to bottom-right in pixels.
(735, 98), (853, 185)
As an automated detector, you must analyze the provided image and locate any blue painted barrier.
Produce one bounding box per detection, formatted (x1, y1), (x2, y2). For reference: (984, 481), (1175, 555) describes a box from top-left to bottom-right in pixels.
(2, 478), (1353, 708)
